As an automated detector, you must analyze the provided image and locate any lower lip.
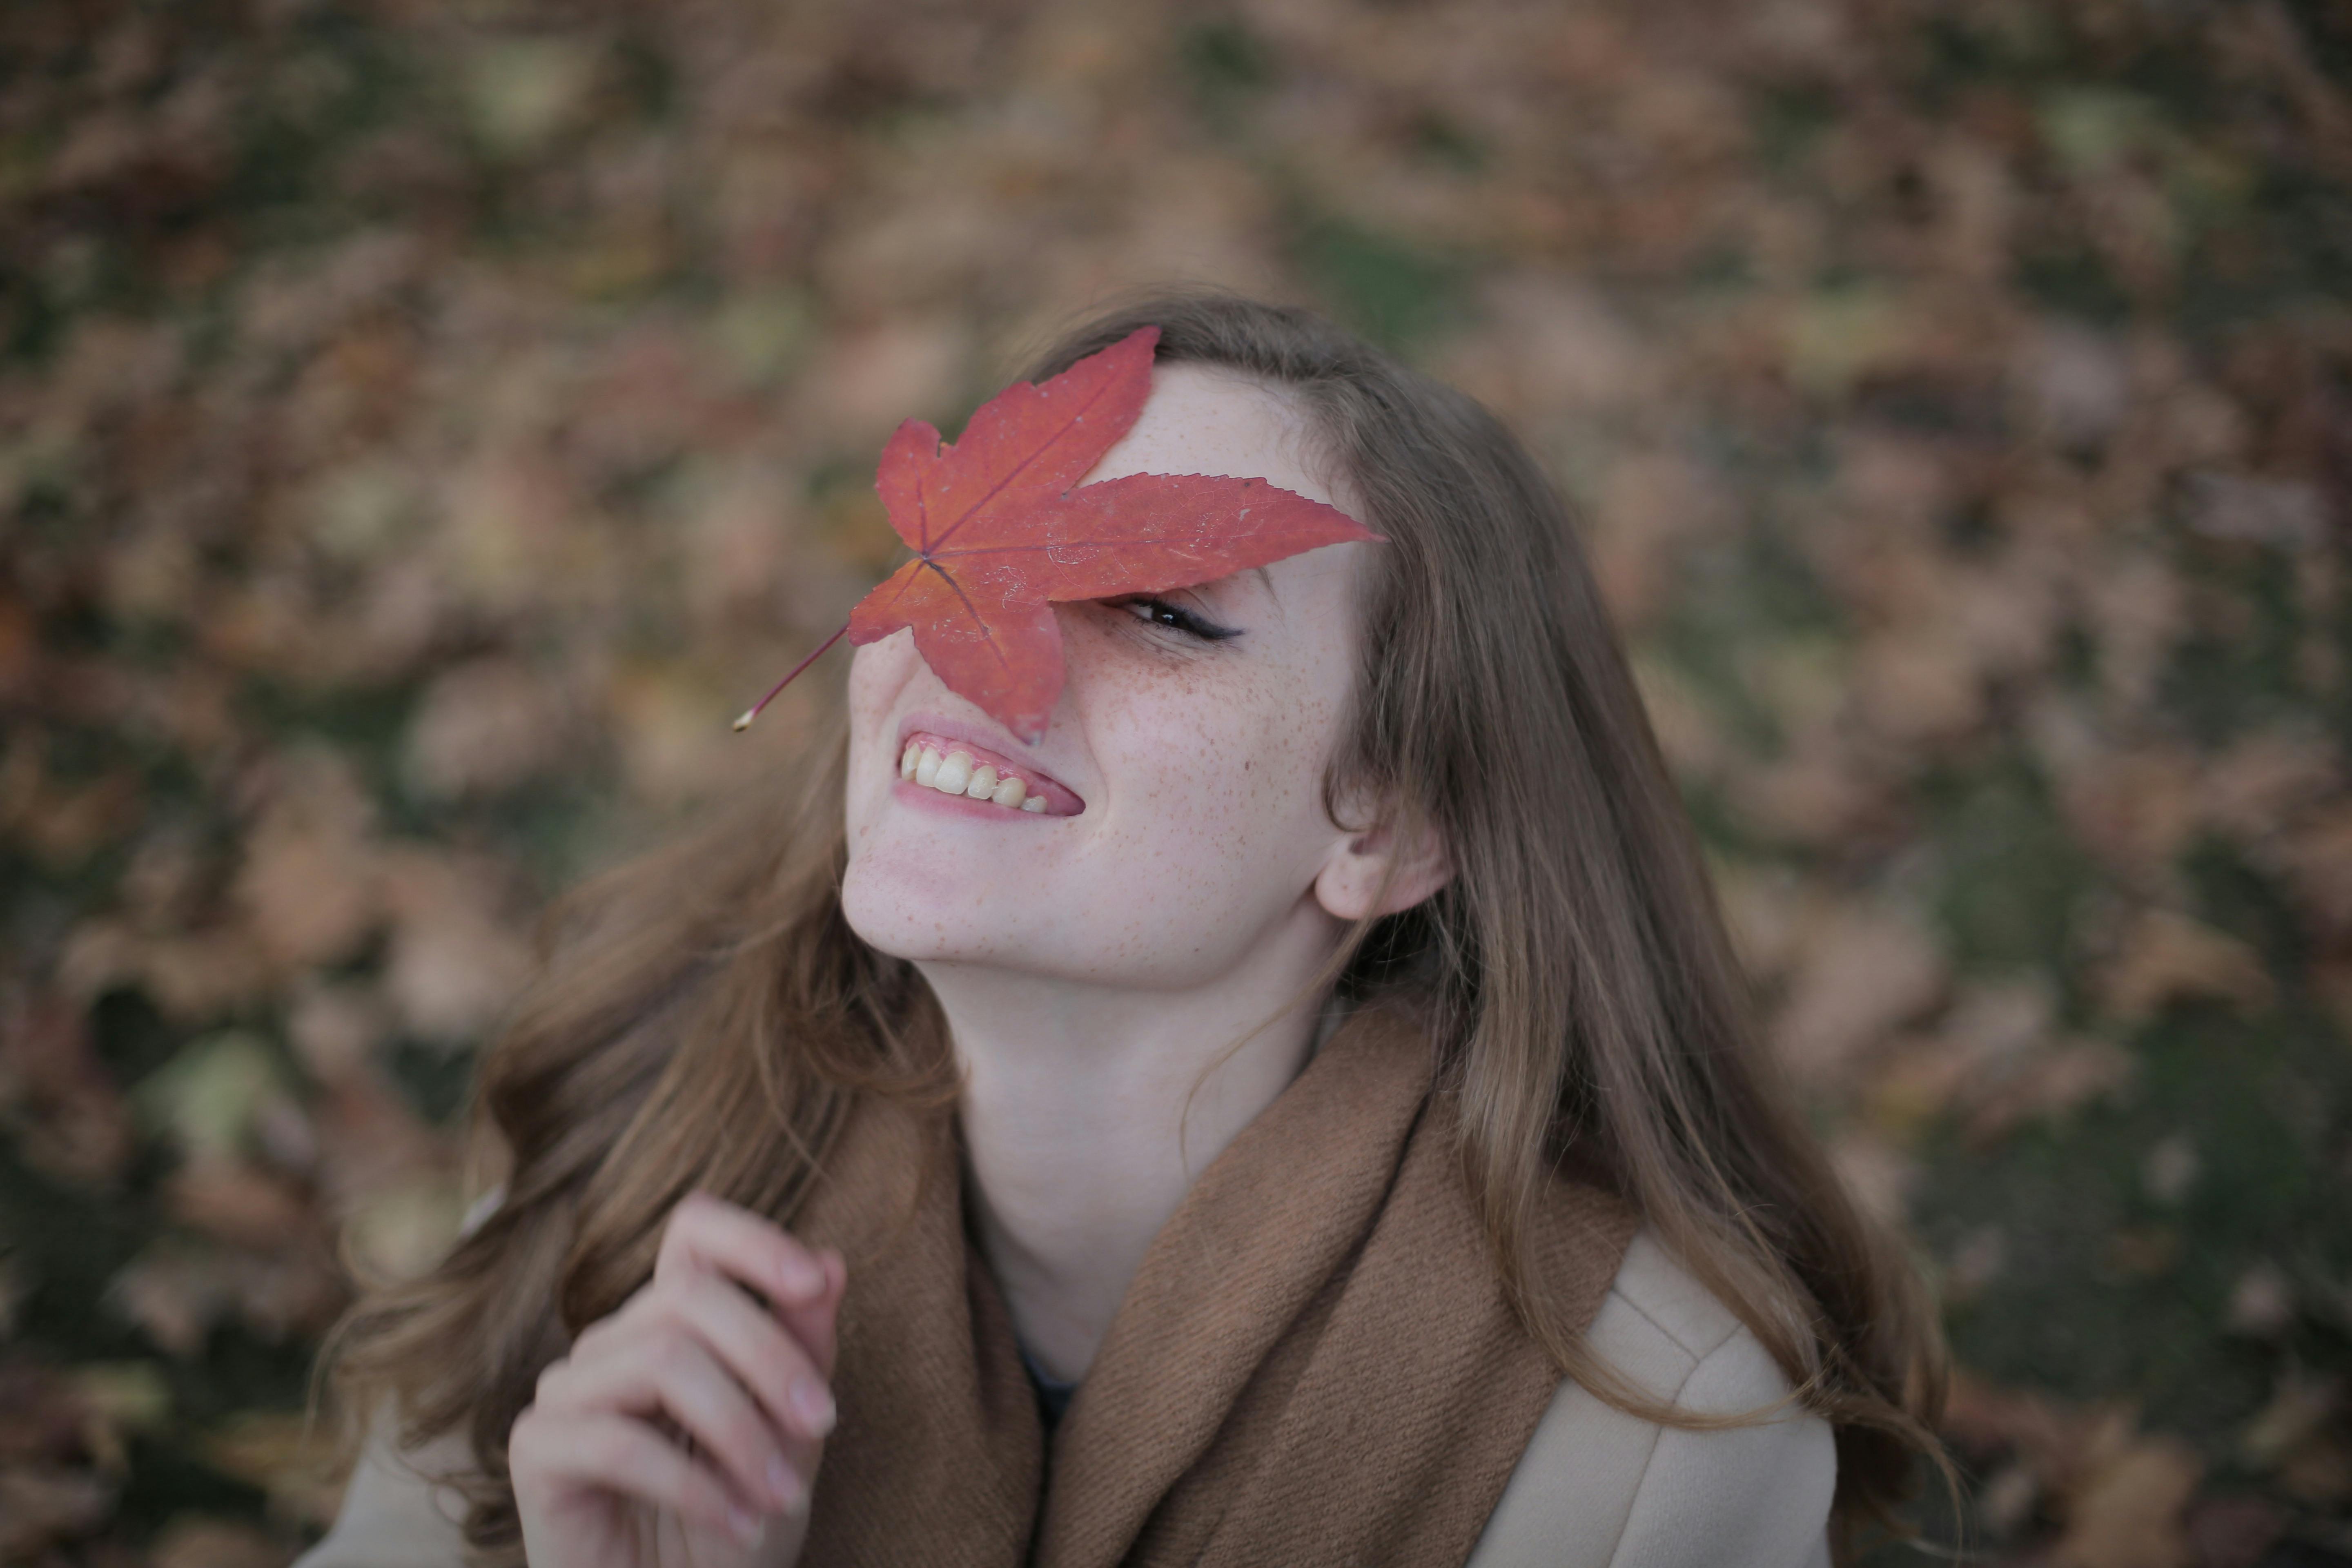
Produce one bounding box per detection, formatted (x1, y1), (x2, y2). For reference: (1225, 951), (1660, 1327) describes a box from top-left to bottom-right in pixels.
(891, 778), (1056, 821)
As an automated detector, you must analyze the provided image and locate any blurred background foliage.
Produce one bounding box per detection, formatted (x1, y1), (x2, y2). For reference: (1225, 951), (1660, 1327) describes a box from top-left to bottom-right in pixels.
(2, 0), (2348, 1563)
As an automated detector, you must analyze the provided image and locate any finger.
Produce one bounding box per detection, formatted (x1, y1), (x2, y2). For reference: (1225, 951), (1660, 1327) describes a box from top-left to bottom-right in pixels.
(771, 1245), (848, 1382)
(655, 1193), (849, 1381)
(537, 1332), (801, 1515)
(644, 1271), (835, 1444)
(512, 1407), (766, 1550)
(657, 1192), (832, 1312)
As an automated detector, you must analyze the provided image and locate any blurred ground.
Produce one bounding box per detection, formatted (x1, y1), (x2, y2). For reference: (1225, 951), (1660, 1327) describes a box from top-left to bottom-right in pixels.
(2, 1), (2349, 1564)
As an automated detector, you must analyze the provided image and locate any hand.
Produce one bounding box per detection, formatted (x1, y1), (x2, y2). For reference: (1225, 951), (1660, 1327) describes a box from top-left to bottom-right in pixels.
(509, 1192), (847, 1568)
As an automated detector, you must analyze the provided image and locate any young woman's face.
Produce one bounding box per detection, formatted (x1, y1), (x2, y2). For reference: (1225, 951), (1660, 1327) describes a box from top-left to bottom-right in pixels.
(840, 363), (1374, 990)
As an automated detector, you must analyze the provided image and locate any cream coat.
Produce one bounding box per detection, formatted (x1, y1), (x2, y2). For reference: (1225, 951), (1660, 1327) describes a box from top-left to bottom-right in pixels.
(293, 1223), (1833, 1568)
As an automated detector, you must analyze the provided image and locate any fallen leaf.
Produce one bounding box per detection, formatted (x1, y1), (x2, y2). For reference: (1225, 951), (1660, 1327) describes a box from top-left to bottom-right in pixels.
(2098, 908), (2274, 1020)
(165, 1158), (315, 1250)
(1729, 737), (1893, 846)
(2182, 1494), (2286, 1568)
(2181, 471), (2327, 548)
(2282, 804), (2352, 933)
(1771, 903), (1948, 1084)
(402, 657), (572, 800)
(379, 849), (534, 1044)
(232, 748), (382, 972)
(2202, 731), (2340, 842)
(2099, 1224), (2180, 1279)
(71, 1361), (172, 1471)
(806, 316), (971, 441)
(2054, 1430), (2201, 1568)
(1853, 622), (1984, 744)
(1439, 274), (1661, 421)
(2057, 744), (2204, 885)
(2080, 550), (2186, 713)
(1964, 1037), (2137, 1141)
(608, 662), (760, 807)
(0, 989), (137, 1185)
(2241, 1370), (2340, 1470)
(134, 927), (278, 1024)
(1587, 450), (1733, 627)
(2281, 1437), (2352, 1506)
(0, 1467), (114, 1559)
(2224, 1261), (2297, 1339)
(1824, 1130), (1919, 1227)
(107, 1244), (241, 1356)
(132, 1031), (292, 1165)
(343, 1172), (466, 1285)
(284, 979), (394, 1084)
(463, 36), (601, 157)
(2018, 319), (2132, 449)
(2140, 1133), (2200, 1204)
(1942, 1225), (2009, 1303)
(307, 1074), (457, 1213)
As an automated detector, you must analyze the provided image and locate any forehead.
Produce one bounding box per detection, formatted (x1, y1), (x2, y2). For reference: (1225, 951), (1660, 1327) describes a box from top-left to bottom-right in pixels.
(1074, 361), (1350, 518)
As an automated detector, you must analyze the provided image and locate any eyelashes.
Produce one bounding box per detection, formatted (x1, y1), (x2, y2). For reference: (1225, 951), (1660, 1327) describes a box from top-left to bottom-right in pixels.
(1105, 595), (1242, 643)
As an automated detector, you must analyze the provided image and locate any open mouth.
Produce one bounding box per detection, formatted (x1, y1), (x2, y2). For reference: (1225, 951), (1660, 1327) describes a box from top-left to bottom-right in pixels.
(894, 727), (1083, 816)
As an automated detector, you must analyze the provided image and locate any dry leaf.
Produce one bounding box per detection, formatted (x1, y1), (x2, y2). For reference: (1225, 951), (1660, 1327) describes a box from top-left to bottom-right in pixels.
(2224, 1262), (2297, 1339)
(803, 325), (1376, 741)
(165, 1159), (315, 1251)
(1963, 1038), (2136, 1142)
(0, 1467), (114, 1558)
(2057, 744), (2204, 886)
(2282, 805), (2352, 933)
(1825, 1130), (1920, 1227)
(2098, 908), (2275, 1020)
(402, 657), (572, 800)
(107, 1245), (241, 1357)
(379, 850), (534, 1044)
(232, 748), (381, 973)
(1771, 904), (1948, 1084)
(2053, 1430), (2201, 1568)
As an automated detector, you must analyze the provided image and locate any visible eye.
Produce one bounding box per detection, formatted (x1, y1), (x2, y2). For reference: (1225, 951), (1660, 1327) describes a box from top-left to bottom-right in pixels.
(1107, 596), (1241, 642)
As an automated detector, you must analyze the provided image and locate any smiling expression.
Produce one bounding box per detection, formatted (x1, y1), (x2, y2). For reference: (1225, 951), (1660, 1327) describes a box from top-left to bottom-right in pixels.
(840, 363), (1375, 991)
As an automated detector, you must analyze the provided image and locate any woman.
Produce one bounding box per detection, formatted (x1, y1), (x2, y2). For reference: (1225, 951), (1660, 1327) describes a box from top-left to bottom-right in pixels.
(299, 293), (1949, 1568)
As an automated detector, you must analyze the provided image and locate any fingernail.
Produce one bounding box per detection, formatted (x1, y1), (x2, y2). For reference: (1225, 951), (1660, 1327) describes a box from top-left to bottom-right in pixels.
(768, 1455), (802, 1509)
(779, 1253), (823, 1298)
(729, 1505), (763, 1546)
(790, 1375), (836, 1436)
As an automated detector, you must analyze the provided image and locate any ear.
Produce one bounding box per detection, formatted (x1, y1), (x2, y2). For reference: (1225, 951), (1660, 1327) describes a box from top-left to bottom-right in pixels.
(1312, 803), (1453, 922)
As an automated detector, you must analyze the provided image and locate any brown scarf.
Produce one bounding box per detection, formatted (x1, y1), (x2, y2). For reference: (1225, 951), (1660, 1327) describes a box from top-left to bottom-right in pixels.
(789, 1001), (1639, 1568)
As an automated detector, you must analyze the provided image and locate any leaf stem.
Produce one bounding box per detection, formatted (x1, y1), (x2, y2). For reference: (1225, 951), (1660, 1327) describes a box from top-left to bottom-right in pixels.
(731, 621), (849, 731)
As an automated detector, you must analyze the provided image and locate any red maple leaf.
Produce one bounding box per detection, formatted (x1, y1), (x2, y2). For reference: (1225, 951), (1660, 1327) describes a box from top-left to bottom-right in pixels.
(735, 325), (1381, 742)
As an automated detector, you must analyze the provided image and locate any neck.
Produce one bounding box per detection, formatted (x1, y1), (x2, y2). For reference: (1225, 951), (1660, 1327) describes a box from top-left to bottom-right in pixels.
(919, 912), (1343, 1384)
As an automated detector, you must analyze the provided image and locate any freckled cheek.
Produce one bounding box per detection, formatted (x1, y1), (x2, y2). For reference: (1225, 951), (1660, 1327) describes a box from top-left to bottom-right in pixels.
(1072, 638), (1337, 856)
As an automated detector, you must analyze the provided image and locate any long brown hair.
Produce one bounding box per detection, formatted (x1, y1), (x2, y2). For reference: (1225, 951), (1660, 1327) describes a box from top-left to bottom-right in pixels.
(318, 290), (1950, 1564)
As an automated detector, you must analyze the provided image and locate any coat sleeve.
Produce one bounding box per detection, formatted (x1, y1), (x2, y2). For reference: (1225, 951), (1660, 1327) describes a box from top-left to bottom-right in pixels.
(295, 1187), (504, 1568)
(1464, 1229), (1837, 1568)
(290, 1403), (477, 1568)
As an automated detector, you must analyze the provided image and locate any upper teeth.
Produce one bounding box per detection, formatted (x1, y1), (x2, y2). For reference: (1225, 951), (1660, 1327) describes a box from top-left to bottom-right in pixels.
(900, 742), (1047, 812)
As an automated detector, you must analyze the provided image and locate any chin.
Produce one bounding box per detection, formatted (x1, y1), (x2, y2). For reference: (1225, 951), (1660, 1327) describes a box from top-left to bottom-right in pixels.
(841, 851), (1043, 971)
